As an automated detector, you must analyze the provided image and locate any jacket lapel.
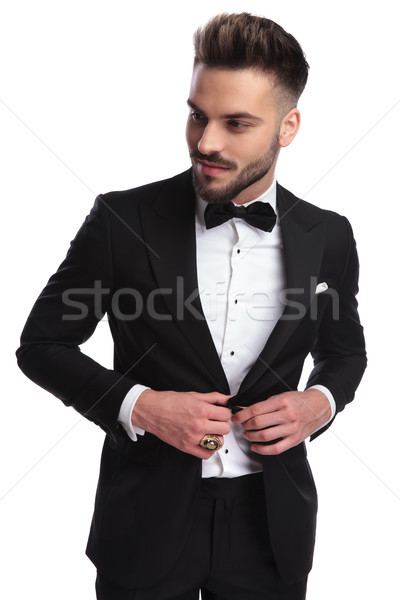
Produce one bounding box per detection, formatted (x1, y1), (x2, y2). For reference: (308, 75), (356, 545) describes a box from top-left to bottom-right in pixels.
(236, 184), (326, 396)
(139, 170), (229, 392)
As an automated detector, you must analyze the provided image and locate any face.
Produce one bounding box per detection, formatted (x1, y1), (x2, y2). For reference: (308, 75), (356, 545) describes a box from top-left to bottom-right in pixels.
(186, 64), (300, 204)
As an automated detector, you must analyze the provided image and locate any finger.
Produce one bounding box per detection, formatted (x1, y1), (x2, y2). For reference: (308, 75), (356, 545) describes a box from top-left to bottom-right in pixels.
(207, 405), (233, 422)
(243, 424), (289, 443)
(240, 411), (285, 432)
(231, 397), (282, 424)
(193, 392), (232, 406)
(249, 437), (293, 456)
(204, 420), (231, 436)
(193, 445), (222, 459)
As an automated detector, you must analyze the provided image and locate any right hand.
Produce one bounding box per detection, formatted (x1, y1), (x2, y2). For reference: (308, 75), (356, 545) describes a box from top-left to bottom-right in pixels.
(131, 389), (232, 459)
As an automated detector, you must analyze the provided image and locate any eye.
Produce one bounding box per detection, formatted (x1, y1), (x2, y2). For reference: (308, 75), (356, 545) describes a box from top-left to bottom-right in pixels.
(190, 111), (206, 122)
(228, 120), (250, 130)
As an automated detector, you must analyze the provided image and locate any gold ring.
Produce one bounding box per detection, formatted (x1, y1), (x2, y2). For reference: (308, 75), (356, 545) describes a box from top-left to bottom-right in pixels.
(199, 434), (222, 451)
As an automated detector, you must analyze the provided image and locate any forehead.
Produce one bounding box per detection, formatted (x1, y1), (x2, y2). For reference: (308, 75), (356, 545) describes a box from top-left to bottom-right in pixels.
(188, 64), (277, 114)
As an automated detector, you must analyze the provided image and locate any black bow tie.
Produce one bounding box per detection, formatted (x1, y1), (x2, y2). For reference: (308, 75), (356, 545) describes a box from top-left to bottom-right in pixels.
(204, 201), (277, 232)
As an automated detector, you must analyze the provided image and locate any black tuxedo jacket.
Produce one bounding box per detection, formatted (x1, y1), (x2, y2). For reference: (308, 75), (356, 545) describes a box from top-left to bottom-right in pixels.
(17, 169), (366, 587)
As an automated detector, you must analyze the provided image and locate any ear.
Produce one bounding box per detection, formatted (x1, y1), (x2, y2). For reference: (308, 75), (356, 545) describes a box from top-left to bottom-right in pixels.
(278, 108), (301, 148)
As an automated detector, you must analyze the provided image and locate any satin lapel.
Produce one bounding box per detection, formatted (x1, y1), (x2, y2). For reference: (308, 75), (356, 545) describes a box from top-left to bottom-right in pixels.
(237, 184), (326, 395)
(139, 170), (229, 392)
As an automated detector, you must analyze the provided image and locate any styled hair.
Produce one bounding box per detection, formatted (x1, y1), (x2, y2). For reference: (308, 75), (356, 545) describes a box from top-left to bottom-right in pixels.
(193, 13), (309, 109)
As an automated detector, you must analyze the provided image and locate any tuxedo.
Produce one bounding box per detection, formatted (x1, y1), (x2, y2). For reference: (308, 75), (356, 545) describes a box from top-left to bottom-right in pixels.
(17, 169), (366, 588)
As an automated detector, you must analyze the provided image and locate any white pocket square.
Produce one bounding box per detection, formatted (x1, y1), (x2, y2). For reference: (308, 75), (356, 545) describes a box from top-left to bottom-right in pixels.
(315, 282), (328, 294)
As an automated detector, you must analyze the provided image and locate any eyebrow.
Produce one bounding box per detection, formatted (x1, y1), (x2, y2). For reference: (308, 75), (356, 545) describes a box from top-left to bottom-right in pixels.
(187, 99), (263, 122)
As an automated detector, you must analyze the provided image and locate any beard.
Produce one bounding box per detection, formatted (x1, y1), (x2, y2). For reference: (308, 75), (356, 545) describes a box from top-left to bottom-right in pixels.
(190, 138), (280, 204)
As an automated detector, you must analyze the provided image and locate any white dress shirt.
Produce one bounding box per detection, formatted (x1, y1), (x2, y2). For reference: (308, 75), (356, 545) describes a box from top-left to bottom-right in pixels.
(118, 180), (335, 477)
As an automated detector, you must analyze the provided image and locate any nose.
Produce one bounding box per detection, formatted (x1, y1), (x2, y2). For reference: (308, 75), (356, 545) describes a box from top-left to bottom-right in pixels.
(197, 122), (224, 156)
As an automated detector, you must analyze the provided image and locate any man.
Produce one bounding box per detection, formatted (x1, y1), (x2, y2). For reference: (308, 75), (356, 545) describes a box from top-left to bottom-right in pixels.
(17, 12), (366, 600)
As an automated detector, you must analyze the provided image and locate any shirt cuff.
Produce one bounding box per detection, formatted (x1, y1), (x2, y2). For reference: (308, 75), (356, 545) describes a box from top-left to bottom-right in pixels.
(306, 384), (336, 434)
(118, 384), (149, 441)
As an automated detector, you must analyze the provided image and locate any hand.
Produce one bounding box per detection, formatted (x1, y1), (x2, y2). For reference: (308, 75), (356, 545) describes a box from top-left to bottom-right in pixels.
(231, 389), (331, 455)
(131, 390), (232, 459)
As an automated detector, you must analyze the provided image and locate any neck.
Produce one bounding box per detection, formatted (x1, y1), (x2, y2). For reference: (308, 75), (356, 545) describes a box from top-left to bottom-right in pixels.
(232, 169), (277, 205)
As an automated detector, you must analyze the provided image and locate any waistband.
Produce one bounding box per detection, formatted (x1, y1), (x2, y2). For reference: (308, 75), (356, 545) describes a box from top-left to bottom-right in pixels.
(199, 472), (264, 499)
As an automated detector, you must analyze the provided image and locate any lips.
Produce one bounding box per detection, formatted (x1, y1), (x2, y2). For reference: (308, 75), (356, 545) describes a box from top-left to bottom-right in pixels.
(198, 160), (230, 177)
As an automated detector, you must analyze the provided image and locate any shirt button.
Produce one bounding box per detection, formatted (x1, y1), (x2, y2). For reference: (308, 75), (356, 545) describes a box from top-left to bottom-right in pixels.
(230, 351), (235, 356)
(234, 299), (238, 304)
(237, 249), (241, 254)
(225, 449), (229, 454)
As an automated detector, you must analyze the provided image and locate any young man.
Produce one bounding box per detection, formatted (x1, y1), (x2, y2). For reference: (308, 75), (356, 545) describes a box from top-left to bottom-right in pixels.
(17, 13), (366, 600)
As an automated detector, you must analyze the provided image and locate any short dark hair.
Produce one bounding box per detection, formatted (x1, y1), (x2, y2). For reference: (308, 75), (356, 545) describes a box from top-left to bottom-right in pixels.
(193, 13), (309, 110)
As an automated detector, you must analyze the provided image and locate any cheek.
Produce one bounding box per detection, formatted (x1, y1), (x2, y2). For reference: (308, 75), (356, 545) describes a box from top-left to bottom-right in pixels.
(185, 120), (198, 149)
(234, 140), (265, 165)
(240, 133), (277, 163)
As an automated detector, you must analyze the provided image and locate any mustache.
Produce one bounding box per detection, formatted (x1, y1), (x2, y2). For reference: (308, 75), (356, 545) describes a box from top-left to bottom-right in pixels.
(189, 150), (237, 170)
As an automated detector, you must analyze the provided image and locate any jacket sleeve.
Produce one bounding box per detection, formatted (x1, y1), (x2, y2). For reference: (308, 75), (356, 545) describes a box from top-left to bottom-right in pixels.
(306, 217), (367, 439)
(16, 196), (137, 440)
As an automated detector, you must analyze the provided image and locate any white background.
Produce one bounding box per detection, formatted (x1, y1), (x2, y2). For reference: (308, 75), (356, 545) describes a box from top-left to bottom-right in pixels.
(1, 1), (399, 598)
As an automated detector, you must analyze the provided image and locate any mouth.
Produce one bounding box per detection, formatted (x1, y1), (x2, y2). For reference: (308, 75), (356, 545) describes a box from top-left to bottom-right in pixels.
(197, 159), (231, 177)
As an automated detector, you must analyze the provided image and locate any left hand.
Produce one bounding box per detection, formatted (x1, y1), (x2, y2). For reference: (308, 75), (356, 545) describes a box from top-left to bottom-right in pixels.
(231, 389), (332, 455)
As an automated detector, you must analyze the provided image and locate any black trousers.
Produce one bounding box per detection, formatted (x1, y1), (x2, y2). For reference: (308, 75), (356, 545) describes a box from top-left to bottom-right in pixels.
(96, 473), (308, 600)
